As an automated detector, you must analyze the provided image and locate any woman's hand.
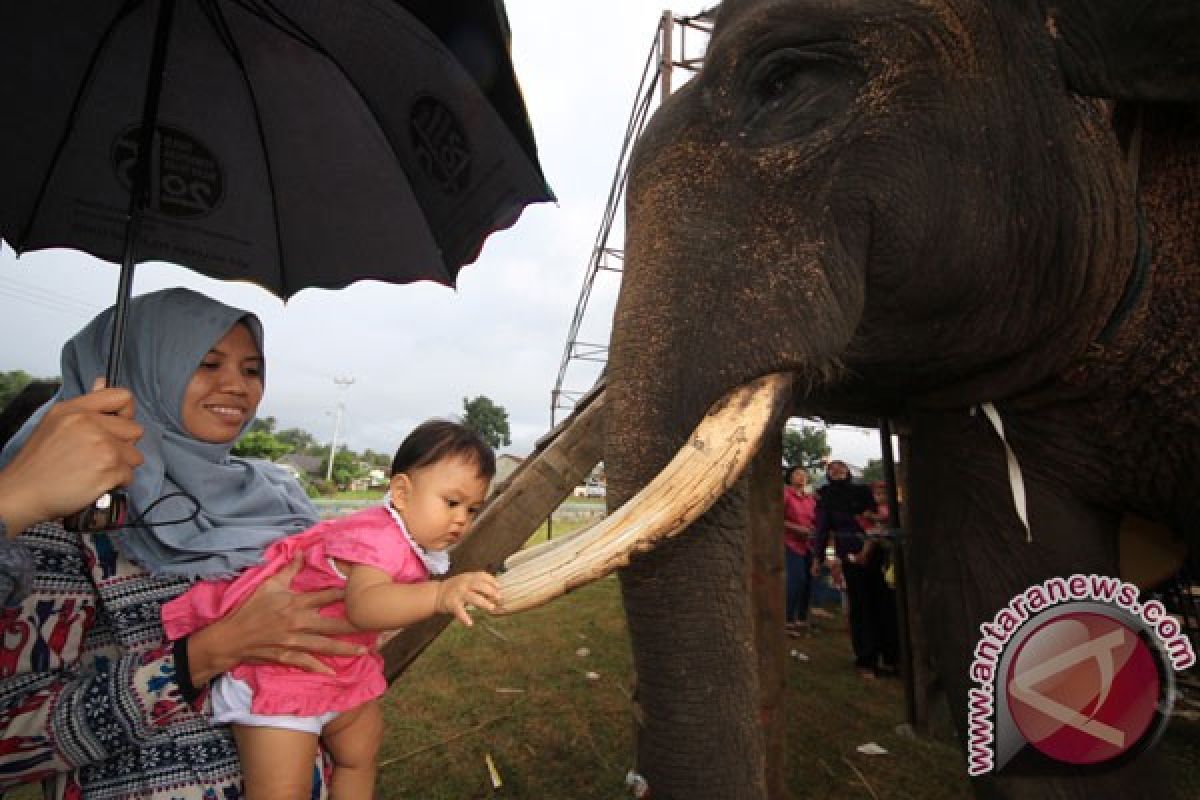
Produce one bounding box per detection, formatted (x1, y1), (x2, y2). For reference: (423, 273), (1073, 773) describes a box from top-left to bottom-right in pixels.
(186, 555), (365, 688)
(0, 387), (144, 534)
(434, 571), (500, 626)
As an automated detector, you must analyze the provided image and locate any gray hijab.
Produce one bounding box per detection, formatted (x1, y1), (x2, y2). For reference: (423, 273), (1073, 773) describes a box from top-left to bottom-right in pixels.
(0, 288), (318, 579)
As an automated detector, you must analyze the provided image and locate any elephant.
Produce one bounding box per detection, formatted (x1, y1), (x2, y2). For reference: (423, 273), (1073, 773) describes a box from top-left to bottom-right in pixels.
(383, 0), (1198, 797)
(488, 2), (1200, 800)
(592, 0), (1198, 797)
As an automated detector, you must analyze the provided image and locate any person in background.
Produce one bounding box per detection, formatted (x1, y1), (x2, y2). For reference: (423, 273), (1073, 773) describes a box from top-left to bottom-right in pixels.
(0, 288), (360, 798)
(857, 480), (890, 534)
(812, 460), (898, 678)
(861, 479), (900, 625)
(782, 465), (816, 635)
(0, 379), (62, 449)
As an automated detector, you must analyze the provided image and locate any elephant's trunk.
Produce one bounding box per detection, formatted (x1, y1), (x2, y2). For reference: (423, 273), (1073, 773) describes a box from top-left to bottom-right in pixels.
(604, 370), (794, 798)
(489, 373), (792, 799)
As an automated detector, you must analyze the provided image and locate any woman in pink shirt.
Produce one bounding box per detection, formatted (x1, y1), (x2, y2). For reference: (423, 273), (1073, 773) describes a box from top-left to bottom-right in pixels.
(783, 465), (817, 634)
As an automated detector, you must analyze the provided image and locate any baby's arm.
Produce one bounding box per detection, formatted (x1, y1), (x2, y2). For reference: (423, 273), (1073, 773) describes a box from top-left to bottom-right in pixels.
(341, 563), (500, 630)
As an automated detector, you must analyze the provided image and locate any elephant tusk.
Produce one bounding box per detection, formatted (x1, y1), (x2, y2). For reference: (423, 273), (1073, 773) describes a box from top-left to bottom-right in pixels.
(494, 372), (794, 614)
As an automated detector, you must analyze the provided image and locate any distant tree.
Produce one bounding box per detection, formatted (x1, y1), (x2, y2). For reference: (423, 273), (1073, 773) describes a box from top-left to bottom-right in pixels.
(361, 448), (391, 469)
(306, 478), (337, 498)
(277, 427), (320, 455)
(231, 429), (292, 461)
(860, 459), (886, 483)
(247, 416), (277, 435)
(461, 395), (511, 449)
(0, 370), (35, 409)
(319, 448), (363, 488)
(782, 422), (830, 470)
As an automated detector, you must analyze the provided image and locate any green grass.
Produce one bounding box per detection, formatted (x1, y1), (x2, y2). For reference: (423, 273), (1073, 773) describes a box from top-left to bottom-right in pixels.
(377, 578), (632, 799)
(331, 489), (387, 500)
(377, 581), (969, 800)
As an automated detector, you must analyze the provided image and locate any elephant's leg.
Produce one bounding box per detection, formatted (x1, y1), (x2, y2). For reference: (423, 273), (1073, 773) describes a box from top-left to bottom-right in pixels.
(619, 483), (767, 800)
(908, 410), (1170, 799)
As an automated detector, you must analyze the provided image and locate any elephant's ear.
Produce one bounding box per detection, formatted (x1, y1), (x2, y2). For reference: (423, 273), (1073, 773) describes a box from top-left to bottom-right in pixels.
(1046, 2), (1200, 101)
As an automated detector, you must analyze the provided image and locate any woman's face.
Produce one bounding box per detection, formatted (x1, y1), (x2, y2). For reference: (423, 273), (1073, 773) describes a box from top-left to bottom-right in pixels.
(181, 322), (264, 443)
(826, 461), (850, 481)
(789, 469), (807, 490)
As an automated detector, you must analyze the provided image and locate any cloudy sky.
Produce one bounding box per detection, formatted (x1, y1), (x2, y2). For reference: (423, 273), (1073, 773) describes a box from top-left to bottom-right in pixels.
(0, 1), (884, 468)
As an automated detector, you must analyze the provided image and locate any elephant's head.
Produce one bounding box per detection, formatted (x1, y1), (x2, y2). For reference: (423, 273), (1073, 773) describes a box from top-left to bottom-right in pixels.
(616, 0), (1161, 440)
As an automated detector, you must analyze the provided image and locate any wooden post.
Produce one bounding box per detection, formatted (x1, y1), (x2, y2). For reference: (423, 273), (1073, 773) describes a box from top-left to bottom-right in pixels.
(898, 433), (933, 733)
(879, 419), (917, 730)
(383, 386), (606, 680)
(748, 429), (788, 799)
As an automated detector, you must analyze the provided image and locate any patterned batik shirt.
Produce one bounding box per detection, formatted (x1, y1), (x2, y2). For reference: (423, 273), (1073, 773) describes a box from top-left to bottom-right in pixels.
(0, 522), (331, 799)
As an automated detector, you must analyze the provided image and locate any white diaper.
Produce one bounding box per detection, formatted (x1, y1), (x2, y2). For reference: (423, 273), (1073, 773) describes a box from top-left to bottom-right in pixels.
(210, 674), (339, 735)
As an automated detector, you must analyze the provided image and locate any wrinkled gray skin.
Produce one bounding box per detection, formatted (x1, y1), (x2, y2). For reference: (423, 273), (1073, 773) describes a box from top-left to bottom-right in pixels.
(606, 1), (1198, 798)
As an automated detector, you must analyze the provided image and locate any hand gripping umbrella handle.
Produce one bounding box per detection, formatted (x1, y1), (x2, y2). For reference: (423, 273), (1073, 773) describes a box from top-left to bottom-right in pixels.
(63, 491), (130, 533)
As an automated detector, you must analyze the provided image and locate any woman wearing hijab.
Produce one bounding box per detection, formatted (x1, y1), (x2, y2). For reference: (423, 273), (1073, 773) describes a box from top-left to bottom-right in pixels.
(812, 460), (899, 678)
(0, 288), (360, 799)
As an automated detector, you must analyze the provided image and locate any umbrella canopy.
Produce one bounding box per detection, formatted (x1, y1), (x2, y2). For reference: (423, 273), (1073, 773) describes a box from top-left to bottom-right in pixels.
(0, 0), (555, 297)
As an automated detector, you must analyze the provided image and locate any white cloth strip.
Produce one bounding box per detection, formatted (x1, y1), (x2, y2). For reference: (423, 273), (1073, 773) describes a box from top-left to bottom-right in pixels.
(976, 402), (1032, 543)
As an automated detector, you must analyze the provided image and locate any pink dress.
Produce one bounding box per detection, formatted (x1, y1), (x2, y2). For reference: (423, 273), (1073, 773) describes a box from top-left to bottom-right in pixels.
(783, 489), (817, 556)
(162, 505), (429, 717)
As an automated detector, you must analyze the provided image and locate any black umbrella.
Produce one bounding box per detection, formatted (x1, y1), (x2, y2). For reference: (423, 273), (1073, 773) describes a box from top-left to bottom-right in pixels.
(1, 0), (555, 385)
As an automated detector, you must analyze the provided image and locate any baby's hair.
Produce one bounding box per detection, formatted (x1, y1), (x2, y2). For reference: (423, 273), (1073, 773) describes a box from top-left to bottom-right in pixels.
(390, 419), (496, 480)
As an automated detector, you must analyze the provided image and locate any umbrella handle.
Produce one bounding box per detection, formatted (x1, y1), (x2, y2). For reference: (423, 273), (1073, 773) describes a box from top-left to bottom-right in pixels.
(62, 490), (129, 533)
(106, 0), (178, 387)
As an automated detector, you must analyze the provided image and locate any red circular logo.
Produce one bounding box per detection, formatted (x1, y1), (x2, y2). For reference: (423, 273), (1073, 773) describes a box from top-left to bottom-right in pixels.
(1006, 612), (1160, 765)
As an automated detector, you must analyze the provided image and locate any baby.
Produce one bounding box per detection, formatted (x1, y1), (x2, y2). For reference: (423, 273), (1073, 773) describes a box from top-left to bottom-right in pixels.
(164, 419), (499, 799)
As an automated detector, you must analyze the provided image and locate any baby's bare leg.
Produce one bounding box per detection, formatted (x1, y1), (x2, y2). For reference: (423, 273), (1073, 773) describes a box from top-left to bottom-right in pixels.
(232, 724), (320, 800)
(322, 700), (384, 800)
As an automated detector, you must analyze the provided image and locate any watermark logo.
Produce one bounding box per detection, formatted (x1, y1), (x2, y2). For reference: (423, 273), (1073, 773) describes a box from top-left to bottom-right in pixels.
(967, 575), (1193, 776)
(113, 124), (223, 218)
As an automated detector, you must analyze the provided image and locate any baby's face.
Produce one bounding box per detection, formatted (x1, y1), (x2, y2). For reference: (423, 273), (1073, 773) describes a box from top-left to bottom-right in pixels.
(393, 456), (489, 551)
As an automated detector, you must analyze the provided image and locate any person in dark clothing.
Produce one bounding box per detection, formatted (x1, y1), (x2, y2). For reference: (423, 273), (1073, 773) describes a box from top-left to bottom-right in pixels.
(811, 460), (899, 678)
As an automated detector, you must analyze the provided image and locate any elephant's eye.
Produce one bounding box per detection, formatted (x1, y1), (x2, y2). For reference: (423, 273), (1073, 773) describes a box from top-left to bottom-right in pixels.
(739, 48), (863, 139)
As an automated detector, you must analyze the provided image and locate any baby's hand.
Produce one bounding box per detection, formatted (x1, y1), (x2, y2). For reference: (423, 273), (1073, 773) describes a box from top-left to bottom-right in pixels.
(435, 571), (500, 626)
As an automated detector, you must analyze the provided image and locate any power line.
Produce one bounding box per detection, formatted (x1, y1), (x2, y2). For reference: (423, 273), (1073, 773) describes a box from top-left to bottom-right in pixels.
(0, 277), (105, 318)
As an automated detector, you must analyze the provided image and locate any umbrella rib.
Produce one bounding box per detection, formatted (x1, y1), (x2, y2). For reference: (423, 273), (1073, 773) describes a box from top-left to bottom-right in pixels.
(207, 0), (289, 296)
(252, 0), (450, 281)
(18, 0), (144, 250)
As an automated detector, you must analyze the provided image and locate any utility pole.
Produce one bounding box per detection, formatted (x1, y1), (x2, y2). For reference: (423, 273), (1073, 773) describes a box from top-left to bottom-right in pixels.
(660, 10), (674, 103)
(325, 376), (356, 482)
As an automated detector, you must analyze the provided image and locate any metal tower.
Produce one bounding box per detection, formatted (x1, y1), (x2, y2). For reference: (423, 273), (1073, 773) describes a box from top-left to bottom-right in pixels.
(550, 8), (717, 425)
